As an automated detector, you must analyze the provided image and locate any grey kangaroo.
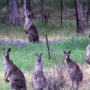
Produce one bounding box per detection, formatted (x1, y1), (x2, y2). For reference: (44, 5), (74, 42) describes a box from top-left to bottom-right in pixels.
(86, 35), (90, 65)
(24, 16), (39, 42)
(3, 48), (27, 90)
(86, 44), (90, 65)
(64, 50), (83, 90)
(33, 53), (47, 90)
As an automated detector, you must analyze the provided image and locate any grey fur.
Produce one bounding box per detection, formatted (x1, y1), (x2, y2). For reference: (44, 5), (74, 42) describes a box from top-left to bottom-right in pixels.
(86, 44), (90, 65)
(3, 48), (27, 90)
(64, 50), (83, 90)
(33, 53), (47, 90)
(24, 17), (39, 42)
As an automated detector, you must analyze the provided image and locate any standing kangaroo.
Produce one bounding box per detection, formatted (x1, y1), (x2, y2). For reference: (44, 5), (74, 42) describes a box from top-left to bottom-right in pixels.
(24, 16), (39, 42)
(86, 44), (90, 65)
(3, 48), (27, 90)
(64, 50), (83, 90)
(86, 35), (90, 65)
(33, 53), (47, 90)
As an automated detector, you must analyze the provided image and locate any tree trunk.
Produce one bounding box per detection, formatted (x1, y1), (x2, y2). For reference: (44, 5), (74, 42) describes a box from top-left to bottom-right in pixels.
(23, 0), (27, 17)
(60, 0), (63, 26)
(23, 0), (34, 18)
(0, 5), (2, 17)
(75, 0), (85, 34)
(41, 0), (48, 25)
(7, 0), (13, 24)
(7, 0), (20, 26)
(41, 0), (44, 23)
(86, 1), (90, 24)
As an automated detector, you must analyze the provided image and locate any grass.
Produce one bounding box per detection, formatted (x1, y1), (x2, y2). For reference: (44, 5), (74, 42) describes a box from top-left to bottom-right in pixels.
(0, 18), (90, 90)
(0, 15), (90, 90)
(0, 0), (90, 89)
(0, 37), (88, 71)
(0, 17), (77, 42)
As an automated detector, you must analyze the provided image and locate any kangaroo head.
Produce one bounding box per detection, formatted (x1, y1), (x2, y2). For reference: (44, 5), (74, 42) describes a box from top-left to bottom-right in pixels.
(36, 53), (42, 62)
(3, 48), (11, 59)
(63, 50), (71, 60)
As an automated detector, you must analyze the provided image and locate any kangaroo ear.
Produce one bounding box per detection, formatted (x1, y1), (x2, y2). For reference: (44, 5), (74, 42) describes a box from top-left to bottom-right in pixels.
(8, 48), (11, 52)
(63, 51), (66, 54)
(36, 53), (38, 57)
(3, 48), (5, 51)
(68, 50), (71, 54)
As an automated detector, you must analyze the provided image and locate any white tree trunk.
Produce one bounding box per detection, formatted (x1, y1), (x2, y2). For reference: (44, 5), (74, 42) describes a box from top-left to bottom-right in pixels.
(23, 0), (27, 17)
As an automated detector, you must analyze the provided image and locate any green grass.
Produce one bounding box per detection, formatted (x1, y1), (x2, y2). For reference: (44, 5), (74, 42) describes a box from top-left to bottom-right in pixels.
(0, 37), (88, 90)
(0, 0), (90, 89)
(0, 18), (77, 42)
(0, 19), (90, 90)
(0, 7), (90, 90)
(0, 37), (88, 71)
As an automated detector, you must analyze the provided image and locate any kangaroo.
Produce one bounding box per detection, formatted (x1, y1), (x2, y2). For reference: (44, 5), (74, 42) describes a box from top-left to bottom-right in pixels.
(64, 50), (83, 90)
(3, 48), (27, 90)
(24, 16), (39, 42)
(86, 44), (90, 65)
(33, 53), (47, 90)
(86, 35), (90, 65)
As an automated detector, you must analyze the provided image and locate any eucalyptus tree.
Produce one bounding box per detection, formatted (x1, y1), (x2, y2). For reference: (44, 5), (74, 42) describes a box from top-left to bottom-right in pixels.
(75, 0), (85, 34)
(7, 0), (20, 26)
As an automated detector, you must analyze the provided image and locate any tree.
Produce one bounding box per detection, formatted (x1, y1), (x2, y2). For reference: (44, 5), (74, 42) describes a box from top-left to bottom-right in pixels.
(23, 0), (34, 18)
(40, 0), (48, 25)
(75, 0), (85, 34)
(86, 1), (90, 23)
(7, 0), (20, 26)
(60, 0), (63, 26)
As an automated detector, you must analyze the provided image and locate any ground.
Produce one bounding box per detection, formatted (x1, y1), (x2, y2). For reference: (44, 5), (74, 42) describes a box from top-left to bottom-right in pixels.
(0, 19), (90, 89)
(0, 0), (90, 89)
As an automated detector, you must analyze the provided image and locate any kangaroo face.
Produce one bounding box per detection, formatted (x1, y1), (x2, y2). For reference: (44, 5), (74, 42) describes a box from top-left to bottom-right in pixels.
(63, 51), (71, 61)
(35, 53), (43, 75)
(3, 48), (11, 59)
(36, 53), (42, 63)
